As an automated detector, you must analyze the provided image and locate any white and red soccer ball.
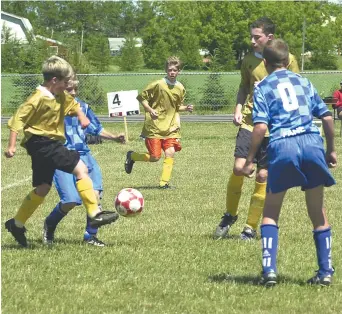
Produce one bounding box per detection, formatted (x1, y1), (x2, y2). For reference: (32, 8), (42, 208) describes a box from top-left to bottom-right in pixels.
(114, 188), (144, 217)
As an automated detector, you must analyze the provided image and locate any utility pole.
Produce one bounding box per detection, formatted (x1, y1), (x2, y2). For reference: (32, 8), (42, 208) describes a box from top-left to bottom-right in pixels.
(80, 28), (84, 55)
(301, 17), (306, 72)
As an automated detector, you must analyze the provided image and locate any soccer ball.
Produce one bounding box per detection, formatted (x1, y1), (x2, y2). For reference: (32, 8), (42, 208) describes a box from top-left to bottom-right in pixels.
(114, 188), (144, 217)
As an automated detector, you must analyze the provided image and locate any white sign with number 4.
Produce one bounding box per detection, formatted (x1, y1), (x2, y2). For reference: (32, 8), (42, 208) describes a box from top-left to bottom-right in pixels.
(107, 90), (140, 117)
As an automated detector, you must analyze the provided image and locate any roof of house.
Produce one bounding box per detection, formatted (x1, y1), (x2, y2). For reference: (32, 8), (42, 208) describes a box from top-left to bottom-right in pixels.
(108, 37), (142, 51)
(1, 11), (34, 43)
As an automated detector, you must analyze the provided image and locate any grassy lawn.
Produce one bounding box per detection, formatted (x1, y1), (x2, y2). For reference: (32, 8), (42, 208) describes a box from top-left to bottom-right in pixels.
(1, 122), (342, 314)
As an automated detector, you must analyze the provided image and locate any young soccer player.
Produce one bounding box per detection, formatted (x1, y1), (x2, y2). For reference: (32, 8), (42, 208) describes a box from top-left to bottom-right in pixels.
(242, 39), (336, 286)
(4, 56), (119, 248)
(43, 77), (125, 247)
(213, 17), (300, 240)
(124, 56), (193, 189)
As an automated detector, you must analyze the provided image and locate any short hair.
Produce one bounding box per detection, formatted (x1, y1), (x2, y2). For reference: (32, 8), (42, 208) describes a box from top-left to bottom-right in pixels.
(67, 74), (79, 89)
(165, 56), (181, 72)
(42, 55), (74, 81)
(263, 39), (289, 68)
(250, 17), (275, 35)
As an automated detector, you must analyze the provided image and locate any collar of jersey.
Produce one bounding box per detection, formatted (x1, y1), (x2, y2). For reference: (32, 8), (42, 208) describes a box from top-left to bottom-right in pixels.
(254, 52), (263, 59)
(164, 77), (177, 86)
(37, 85), (56, 99)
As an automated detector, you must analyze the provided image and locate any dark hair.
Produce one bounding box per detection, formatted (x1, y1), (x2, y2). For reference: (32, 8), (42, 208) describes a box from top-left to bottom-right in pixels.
(251, 17), (275, 35)
(263, 39), (289, 68)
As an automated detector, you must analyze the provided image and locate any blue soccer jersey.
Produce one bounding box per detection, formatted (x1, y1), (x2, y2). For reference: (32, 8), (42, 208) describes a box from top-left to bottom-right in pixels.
(253, 69), (329, 143)
(64, 98), (103, 155)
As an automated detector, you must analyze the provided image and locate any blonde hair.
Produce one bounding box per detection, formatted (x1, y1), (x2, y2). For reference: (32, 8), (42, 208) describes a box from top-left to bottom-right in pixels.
(42, 55), (74, 81)
(165, 56), (181, 72)
(67, 74), (79, 89)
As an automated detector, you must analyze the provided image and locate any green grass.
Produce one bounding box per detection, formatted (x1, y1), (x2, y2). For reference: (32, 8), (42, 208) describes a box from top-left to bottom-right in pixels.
(2, 123), (342, 314)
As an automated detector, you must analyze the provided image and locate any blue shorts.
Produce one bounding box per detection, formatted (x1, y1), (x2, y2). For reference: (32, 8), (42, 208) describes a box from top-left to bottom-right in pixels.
(53, 153), (103, 205)
(267, 133), (336, 193)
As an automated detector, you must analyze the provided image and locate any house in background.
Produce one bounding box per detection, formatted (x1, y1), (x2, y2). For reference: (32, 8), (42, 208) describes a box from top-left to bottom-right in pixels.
(108, 37), (142, 56)
(1, 11), (34, 43)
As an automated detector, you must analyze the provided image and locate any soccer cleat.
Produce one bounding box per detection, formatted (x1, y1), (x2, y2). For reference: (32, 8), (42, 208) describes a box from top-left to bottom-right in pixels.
(124, 151), (135, 174)
(159, 184), (175, 190)
(89, 211), (120, 228)
(240, 226), (257, 240)
(5, 218), (28, 247)
(213, 213), (238, 239)
(84, 235), (106, 247)
(307, 270), (334, 287)
(259, 271), (277, 287)
(43, 221), (56, 246)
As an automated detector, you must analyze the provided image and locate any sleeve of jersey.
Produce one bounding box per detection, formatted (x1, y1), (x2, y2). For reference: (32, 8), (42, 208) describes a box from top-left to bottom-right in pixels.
(311, 84), (330, 118)
(252, 88), (269, 125)
(64, 93), (81, 116)
(239, 59), (249, 89)
(288, 54), (300, 74)
(7, 101), (36, 133)
(85, 107), (103, 136)
(136, 82), (156, 103)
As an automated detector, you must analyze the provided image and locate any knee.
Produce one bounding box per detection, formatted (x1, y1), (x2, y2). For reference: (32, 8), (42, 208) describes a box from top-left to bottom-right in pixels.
(256, 169), (268, 183)
(35, 183), (51, 197)
(73, 160), (89, 179)
(60, 202), (77, 213)
(233, 165), (244, 176)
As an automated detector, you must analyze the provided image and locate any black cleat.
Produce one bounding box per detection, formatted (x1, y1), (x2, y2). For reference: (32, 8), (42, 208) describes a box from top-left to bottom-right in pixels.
(5, 218), (28, 247)
(259, 271), (277, 287)
(43, 221), (56, 246)
(89, 211), (120, 228)
(240, 226), (257, 240)
(307, 271), (333, 287)
(84, 235), (106, 247)
(213, 213), (238, 239)
(124, 151), (135, 174)
(159, 184), (175, 190)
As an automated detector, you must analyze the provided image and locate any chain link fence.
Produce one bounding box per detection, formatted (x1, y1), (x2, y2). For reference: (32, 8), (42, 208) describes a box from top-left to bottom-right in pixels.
(2, 72), (342, 116)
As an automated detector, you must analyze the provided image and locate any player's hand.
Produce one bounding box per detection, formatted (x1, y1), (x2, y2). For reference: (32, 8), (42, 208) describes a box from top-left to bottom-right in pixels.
(242, 162), (255, 178)
(326, 150), (337, 168)
(5, 146), (16, 158)
(116, 134), (126, 144)
(149, 109), (158, 120)
(186, 104), (194, 113)
(233, 111), (243, 126)
(80, 117), (90, 129)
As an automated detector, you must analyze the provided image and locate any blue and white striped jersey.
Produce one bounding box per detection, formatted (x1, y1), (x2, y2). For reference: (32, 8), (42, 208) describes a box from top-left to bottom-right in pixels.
(64, 97), (103, 155)
(253, 69), (329, 143)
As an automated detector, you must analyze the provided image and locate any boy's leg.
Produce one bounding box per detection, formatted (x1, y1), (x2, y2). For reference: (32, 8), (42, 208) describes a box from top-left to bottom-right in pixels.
(43, 170), (81, 245)
(242, 137), (269, 240)
(73, 160), (118, 228)
(260, 190), (287, 286)
(213, 158), (245, 239)
(159, 139), (180, 188)
(305, 186), (334, 286)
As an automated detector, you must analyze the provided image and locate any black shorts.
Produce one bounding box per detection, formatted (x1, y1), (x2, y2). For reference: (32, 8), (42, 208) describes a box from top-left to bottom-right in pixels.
(25, 135), (80, 187)
(234, 128), (269, 169)
(337, 107), (342, 115)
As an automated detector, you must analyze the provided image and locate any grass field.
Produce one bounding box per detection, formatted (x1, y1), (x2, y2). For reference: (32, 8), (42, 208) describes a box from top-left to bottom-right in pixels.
(1, 122), (342, 314)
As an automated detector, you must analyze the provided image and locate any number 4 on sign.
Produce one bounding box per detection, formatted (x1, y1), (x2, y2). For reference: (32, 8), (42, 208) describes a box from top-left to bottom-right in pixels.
(107, 90), (140, 143)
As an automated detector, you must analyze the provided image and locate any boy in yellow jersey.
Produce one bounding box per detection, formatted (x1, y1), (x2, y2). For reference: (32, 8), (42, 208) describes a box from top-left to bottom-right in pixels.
(4, 56), (119, 247)
(213, 17), (300, 240)
(125, 56), (193, 189)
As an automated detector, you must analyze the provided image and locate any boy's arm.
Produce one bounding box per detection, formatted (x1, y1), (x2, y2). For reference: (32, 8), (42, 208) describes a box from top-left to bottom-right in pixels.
(99, 129), (125, 143)
(179, 104), (193, 112)
(321, 115), (337, 167)
(242, 123), (267, 177)
(141, 99), (158, 120)
(5, 130), (18, 158)
(76, 107), (90, 129)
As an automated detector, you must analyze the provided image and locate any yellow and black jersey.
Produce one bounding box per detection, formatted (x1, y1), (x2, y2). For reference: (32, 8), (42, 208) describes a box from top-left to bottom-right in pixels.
(240, 52), (300, 131)
(137, 78), (185, 138)
(8, 86), (80, 146)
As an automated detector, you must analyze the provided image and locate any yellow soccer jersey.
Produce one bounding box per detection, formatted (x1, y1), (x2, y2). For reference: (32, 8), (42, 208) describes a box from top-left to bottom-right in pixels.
(8, 86), (80, 146)
(137, 78), (185, 138)
(240, 52), (299, 132)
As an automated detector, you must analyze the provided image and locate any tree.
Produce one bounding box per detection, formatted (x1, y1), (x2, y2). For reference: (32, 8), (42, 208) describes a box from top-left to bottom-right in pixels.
(119, 36), (144, 71)
(84, 34), (111, 72)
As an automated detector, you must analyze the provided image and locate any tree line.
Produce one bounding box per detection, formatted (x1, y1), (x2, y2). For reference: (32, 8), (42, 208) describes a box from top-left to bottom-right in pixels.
(2, 1), (342, 73)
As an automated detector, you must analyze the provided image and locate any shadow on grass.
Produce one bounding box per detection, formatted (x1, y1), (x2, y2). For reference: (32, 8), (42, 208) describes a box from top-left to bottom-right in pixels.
(208, 273), (308, 286)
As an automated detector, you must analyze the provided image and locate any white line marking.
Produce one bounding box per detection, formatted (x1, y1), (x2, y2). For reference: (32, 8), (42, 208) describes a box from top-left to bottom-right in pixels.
(1, 176), (31, 191)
